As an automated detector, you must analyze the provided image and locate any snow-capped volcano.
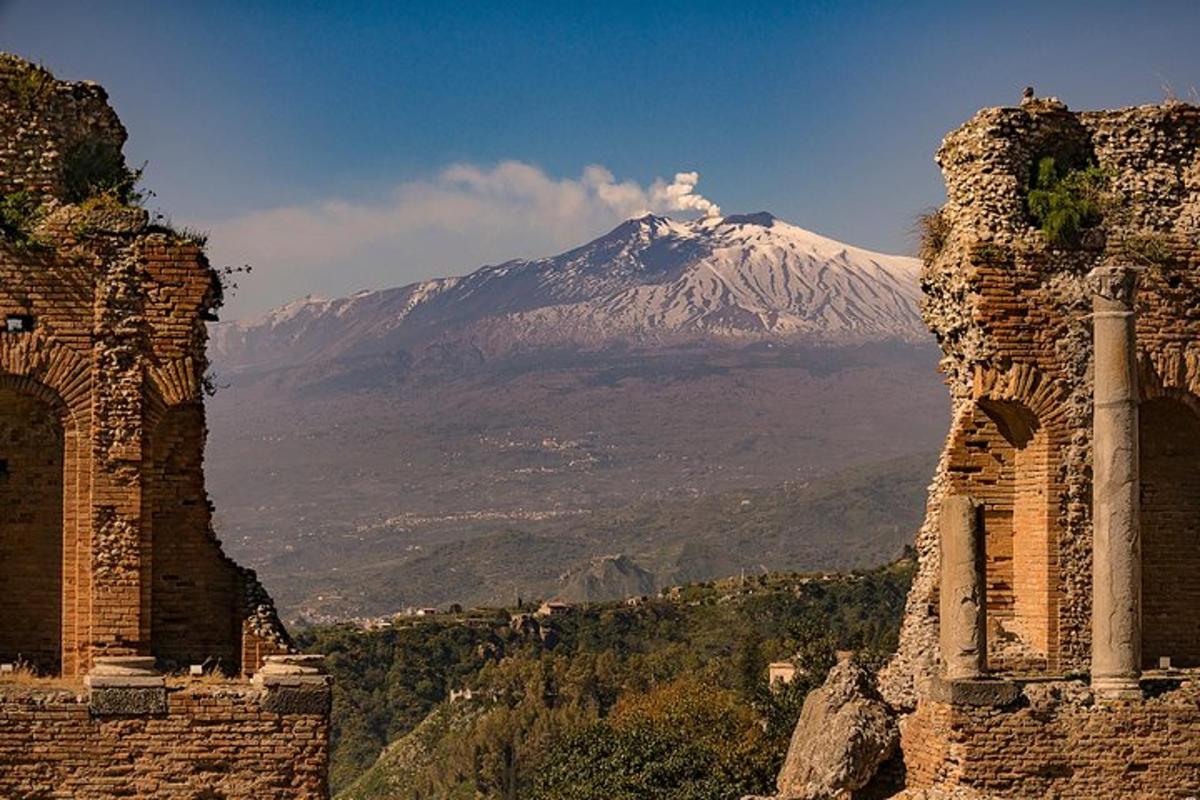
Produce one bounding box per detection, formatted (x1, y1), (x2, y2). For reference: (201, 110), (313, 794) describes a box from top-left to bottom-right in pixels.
(211, 213), (925, 373)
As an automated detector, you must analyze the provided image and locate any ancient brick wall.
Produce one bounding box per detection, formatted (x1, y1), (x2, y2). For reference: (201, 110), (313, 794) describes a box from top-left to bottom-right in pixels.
(149, 403), (242, 672)
(875, 97), (1200, 798)
(901, 681), (1200, 798)
(1140, 395), (1200, 667)
(0, 684), (329, 799)
(0, 53), (292, 678)
(882, 99), (1200, 707)
(0, 48), (330, 793)
(0, 50), (329, 795)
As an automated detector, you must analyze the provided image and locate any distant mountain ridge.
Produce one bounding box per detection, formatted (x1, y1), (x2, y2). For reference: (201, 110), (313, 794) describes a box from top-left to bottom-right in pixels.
(205, 213), (945, 618)
(211, 213), (925, 375)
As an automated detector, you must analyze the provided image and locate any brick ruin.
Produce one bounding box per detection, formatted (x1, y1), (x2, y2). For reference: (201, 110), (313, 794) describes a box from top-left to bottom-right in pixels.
(0, 55), (330, 798)
(878, 94), (1200, 797)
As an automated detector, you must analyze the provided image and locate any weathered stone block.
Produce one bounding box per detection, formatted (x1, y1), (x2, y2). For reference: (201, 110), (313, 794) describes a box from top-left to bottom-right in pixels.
(87, 686), (167, 716)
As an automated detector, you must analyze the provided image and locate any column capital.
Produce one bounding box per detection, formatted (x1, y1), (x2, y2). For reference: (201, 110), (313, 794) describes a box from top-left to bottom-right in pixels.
(1088, 265), (1141, 306)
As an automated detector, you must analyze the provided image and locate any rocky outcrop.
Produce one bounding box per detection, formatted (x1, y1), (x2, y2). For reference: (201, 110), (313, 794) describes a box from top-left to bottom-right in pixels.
(773, 659), (899, 800)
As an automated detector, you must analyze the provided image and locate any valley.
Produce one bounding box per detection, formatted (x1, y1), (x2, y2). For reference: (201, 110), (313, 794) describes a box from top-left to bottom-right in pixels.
(206, 213), (946, 620)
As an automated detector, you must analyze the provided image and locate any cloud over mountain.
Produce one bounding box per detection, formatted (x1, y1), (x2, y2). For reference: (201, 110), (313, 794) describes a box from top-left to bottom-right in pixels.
(206, 161), (722, 317)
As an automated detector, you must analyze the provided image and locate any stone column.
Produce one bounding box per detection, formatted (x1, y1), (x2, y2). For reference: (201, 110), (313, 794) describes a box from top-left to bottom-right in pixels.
(1090, 265), (1142, 700)
(940, 494), (986, 680)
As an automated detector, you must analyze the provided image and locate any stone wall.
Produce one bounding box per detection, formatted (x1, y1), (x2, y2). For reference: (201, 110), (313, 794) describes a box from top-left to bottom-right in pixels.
(0, 51), (328, 797)
(0, 58), (126, 202)
(878, 96), (1200, 797)
(882, 97), (1200, 707)
(902, 680), (1200, 798)
(0, 682), (329, 799)
(0, 53), (290, 678)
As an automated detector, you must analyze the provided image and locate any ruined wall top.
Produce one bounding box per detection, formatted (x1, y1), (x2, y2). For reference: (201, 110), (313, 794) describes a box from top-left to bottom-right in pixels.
(933, 95), (1200, 259)
(0, 54), (128, 204)
(922, 95), (1200, 391)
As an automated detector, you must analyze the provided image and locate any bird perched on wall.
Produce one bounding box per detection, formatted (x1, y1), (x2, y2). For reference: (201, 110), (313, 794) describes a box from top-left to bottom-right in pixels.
(1022, 86), (1035, 104)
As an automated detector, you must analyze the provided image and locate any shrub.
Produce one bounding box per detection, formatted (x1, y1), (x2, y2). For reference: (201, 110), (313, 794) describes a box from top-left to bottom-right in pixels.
(0, 190), (45, 247)
(531, 677), (775, 800)
(4, 60), (54, 114)
(1027, 156), (1109, 248)
(916, 208), (950, 263)
(1116, 232), (1174, 268)
(61, 138), (146, 205)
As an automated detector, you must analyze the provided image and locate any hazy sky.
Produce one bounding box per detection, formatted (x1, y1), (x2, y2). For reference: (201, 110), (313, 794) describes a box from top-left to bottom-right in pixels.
(3, 0), (1199, 317)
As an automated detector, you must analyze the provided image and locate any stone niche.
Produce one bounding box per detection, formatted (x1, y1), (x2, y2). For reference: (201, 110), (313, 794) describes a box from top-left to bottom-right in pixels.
(879, 94), (1200, 798)
(0, 54), (331, 799)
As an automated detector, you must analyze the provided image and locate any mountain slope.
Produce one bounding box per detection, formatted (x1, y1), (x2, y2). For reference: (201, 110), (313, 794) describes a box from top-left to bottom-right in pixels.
(211, 213), (924, 374)
(205, 213), (944, 618)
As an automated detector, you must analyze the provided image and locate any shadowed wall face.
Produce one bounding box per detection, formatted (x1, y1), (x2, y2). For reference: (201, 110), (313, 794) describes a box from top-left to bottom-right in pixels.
(1141, 396), (1200, 668)
(0, 386), (63, 672)
(947, 402), (1058, 672)
(150, 404), (241, 673)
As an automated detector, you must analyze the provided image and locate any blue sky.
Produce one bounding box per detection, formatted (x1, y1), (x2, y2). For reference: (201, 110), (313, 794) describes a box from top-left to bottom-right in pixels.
(3, 0), (1199, 316)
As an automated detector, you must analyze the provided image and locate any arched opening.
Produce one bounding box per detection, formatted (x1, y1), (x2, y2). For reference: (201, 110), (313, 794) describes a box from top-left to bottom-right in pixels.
(947, 399), (1060, 672)
(149, 404), (240, 673)
(0, 386), (64, 673)
(1140, 395), (1200, 668)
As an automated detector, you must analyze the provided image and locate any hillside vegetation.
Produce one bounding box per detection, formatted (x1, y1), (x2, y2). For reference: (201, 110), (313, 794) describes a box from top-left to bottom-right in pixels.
(297, 560), (915, 797)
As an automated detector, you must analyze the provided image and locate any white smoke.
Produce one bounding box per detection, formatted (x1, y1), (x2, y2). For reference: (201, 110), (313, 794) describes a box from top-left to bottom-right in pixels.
(650, 171), (722, 218)
(580, 167), (721, 219)
(207, 161), (723, 316)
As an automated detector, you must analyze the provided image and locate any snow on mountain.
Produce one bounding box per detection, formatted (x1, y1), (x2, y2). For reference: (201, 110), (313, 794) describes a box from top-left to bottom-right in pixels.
(210, 213), (925, 373)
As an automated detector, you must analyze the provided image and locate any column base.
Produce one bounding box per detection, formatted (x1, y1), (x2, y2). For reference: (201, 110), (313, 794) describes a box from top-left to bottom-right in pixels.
(929, 675), (1021, 707)
(85, 656), (166, 715)
(1092, 674), (1142, 700)
(253, 654), (332, 715)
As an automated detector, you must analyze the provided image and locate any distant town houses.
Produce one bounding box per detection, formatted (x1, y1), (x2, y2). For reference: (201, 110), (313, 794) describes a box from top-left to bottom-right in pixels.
(768, 661), (800, 687)
(535, 600), (572, 618)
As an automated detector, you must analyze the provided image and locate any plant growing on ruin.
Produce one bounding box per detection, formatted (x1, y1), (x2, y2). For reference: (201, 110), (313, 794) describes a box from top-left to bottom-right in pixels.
(0, 190), (47, 248)
(4, 60), (54, 114)
(200, 372), (228, 398)
(61, 138), (147, 206)
(1027, 156), (1110, 248)
(970, 242), (1012, 267)
(177, 226), (210, 247)
(203, 263), (253, 321)
(1115, 232), (1175, 269)
(916, 208), (951, 262)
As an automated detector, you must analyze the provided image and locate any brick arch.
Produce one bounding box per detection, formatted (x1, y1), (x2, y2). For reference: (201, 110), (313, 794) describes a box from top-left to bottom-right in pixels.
(972, 363), (1072, 425)
(146, 356), (203, 410)
(0, 335), (91, 424)
(1140, 346), (1200, 403)
(948, 363), (1067, 672)
(0, 355), (93, 676)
